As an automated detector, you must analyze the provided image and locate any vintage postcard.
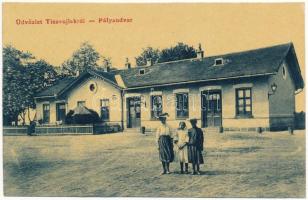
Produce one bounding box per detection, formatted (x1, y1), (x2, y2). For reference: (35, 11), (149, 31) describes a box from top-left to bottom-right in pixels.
(2, 2), (306, 198)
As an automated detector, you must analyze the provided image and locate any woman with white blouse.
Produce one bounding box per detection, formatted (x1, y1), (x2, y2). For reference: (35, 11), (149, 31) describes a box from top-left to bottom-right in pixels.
(156, 113), (174, 175)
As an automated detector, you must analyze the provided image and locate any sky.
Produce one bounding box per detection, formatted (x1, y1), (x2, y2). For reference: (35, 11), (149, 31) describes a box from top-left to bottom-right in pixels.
(3, 3), (305, 111)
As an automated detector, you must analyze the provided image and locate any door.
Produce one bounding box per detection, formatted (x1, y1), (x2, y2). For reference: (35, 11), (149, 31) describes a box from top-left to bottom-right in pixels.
(56, 102), (66, 122)
(201, 90), (222, 127)
(43, 104), (50, 124)
(127, 97), (141, 128)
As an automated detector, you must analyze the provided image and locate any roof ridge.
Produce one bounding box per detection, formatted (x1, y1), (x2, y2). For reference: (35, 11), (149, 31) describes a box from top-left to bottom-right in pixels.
(207, 42), (292, 59)
(110, 42), (293, 72)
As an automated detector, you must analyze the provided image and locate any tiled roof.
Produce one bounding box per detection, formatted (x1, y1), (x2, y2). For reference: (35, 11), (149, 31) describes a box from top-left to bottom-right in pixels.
(113, 43), (301, 88)
(35, 77), (77, 97)
(35, 42), (304, 98)
(35, 70), (119, 98)
(90, 69), (118, 85)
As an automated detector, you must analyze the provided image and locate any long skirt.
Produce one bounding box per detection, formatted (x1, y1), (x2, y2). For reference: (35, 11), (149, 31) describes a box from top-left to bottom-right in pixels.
(188, 145), (204, 164)
(158, 135), (174, 162)
(177, 145), (189, 163)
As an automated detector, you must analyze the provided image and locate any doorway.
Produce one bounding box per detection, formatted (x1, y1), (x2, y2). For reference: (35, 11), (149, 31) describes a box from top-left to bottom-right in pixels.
(127, 97), (141, 128)
(201, 90), (222, 128)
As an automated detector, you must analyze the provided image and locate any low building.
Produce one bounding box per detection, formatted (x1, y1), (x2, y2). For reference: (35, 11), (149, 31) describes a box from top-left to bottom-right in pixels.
(34, 43), (304, 131)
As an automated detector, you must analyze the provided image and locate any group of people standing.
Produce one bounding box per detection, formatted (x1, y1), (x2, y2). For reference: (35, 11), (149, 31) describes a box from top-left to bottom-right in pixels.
(156, 113), (204, 175)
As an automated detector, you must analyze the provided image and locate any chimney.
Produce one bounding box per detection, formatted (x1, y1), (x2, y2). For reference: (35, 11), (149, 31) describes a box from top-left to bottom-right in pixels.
(103, 59), (111, 72)
(125, 58), (131, 69)
(104, 66), (110, 72)
(146, 58), (153, 67)
(197, 43), (204, 59)
(75, 70), (80, 77)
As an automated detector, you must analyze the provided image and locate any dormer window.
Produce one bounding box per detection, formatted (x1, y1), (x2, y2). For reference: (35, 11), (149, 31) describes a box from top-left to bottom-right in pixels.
(214, 58), (224, 66)
(139, 69), (145, 75)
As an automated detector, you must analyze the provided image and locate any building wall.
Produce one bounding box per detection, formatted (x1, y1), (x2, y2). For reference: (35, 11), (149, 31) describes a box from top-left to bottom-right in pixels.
(134, 86), (202, 130)
(35, 72), (294, 131)
(125, 77), (271, 130)
(36, 100), (57, 123)
(222, 78), (270, 130)
(268, 60), (296, 130)
(66, 77), (122, 124)
(36, 77), (122, 125)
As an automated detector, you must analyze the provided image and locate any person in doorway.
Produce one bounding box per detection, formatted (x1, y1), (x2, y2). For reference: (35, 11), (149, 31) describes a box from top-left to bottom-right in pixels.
(174, 121), (189, 174)
(156, 113), (174, 175)
(188, 118), (204, 175)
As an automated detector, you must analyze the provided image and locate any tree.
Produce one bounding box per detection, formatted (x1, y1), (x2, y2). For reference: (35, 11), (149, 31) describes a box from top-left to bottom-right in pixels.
(3, 45), (34, 125)
(61, 42), (100, 76)
(158, 42), (197, 63)
(135, 43), (197, 66)
(3, 45), (59, 125)
(135, 47), (160, 66)
(22, 60), (58, 123)
(97, 56), (115, 71)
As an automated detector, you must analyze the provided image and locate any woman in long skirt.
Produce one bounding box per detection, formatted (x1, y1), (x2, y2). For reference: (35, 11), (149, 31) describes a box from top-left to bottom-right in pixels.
(188, 118), (204, 175)
(156, 113), (174, 175)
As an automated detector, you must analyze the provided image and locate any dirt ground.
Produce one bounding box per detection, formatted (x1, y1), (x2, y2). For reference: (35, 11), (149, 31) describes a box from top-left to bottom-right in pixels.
(3, 130), (306, 197)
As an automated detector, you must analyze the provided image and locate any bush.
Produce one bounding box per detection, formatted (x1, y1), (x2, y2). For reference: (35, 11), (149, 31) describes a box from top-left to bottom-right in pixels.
(65, 110), (74, 124)
(65, 108), (101, 125)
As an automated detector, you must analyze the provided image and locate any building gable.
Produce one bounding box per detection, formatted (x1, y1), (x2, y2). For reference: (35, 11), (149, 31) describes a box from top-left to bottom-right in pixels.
(283, 44), (304, 90)
(65, 76), (121, 111)
(35, 70), (122, 101)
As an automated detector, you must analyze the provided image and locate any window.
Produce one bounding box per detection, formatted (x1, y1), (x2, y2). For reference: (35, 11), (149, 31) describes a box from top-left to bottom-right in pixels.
(176, 93), (189, 118)
(151, 95), (163, 119)
(43, 104), (50, 123)
(89, 84), (96, 92)
(282, 65), (287, 80)
(139, 69), (145, 75)
(56, 103), (66, 122)
(236, 88), (252, 117)
(100, 99), (110, 121)
(77, 101), (85, 107)
(214, 58), (223, 66)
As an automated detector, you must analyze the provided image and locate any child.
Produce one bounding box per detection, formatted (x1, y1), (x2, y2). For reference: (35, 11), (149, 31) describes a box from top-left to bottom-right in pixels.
(174, 122), (189, 174)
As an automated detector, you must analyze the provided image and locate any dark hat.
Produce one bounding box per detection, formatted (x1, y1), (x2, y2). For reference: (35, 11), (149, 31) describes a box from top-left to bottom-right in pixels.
(160, 113), (169, 117)
(189, 118), (198, 124)
(157, 113), (169, 120)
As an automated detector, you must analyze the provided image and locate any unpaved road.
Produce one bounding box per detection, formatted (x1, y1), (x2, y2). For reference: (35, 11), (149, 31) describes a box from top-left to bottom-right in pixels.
(3, 130), (305, 197)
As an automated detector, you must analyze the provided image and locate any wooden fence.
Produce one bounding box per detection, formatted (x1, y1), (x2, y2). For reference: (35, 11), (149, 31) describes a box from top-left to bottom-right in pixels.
(3, 123), (122, 136)
(3, 126), (28, 136)
(35, 125), (94, 135)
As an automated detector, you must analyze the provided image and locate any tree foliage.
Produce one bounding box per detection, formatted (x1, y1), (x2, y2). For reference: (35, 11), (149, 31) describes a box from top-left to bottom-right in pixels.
(135, 42), (197, 66)
(3, 45), (59, 125)
(158, 42), (197, 63)
(135, 47), (160, 66)
(3, 45), (34, 125)
(24, 60), (58, 109)
(61, 42), (100, 75)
